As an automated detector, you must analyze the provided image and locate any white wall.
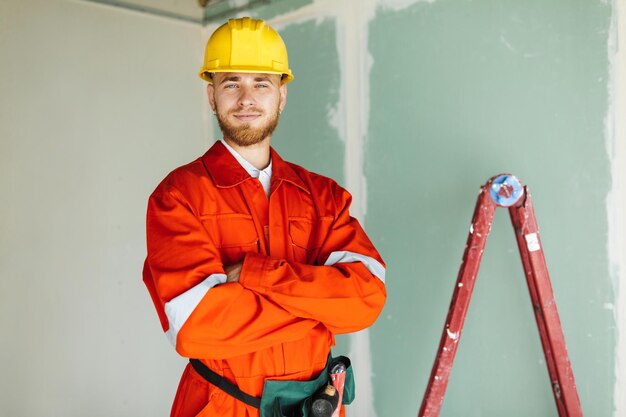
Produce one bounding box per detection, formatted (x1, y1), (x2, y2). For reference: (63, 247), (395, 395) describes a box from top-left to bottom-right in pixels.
(0, 1), (207, 415)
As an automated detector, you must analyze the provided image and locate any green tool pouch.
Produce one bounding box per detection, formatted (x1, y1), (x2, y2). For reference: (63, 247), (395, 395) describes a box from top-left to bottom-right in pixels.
(190, 355), (355, 417)
(260, 355), (354, 417)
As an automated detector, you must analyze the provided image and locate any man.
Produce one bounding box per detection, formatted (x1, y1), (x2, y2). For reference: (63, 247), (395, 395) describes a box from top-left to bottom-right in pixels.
(143, 17), (386, 417)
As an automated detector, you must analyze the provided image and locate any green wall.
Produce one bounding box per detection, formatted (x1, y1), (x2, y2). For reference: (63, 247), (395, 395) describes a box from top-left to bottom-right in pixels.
(250, 0), (614, 415)
(366, 1), (613, 416)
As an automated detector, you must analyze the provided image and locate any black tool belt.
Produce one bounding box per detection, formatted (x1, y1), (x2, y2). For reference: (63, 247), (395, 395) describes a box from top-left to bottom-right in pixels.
(189, 355), (354, 417)
(189, 359), (261, 408)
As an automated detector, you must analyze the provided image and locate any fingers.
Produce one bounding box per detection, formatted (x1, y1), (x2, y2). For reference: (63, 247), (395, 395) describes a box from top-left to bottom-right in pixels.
(224, 261), (243, 283)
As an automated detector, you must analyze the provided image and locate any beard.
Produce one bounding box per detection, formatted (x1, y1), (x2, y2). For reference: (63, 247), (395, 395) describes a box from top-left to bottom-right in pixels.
(215, 105), (280, 147)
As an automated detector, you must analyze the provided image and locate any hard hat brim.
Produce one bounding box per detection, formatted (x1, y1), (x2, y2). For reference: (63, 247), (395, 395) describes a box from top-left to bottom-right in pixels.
(199, 68), (294, 84)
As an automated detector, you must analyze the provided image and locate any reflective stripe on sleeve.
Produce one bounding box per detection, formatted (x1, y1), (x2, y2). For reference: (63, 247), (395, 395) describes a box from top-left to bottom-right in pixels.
(324, 251), (386, 283)
(164, 273), (227, 347)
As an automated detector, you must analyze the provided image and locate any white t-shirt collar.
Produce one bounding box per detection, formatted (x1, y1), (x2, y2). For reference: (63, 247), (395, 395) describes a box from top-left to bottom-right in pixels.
(220, 139), (272, 197)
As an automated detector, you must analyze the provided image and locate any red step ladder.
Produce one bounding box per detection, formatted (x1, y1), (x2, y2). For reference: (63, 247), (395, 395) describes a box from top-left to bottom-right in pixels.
(418, 174), (583, 417)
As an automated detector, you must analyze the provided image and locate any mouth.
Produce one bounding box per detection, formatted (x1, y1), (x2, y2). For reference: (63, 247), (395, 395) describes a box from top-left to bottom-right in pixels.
(233, 113), (262, 122)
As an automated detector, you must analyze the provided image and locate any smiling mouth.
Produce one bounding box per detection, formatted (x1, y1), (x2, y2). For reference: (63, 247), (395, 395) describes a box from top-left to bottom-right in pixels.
(233, 114), (262, 122)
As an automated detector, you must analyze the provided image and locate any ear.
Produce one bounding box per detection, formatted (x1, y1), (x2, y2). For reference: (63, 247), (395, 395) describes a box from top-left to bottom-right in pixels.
(278, 83), (287, 113)
(207, 83), (216, 112)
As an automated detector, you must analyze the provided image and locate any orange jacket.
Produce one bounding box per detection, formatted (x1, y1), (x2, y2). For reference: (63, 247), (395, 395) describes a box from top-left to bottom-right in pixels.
(143, 141), (386, 417)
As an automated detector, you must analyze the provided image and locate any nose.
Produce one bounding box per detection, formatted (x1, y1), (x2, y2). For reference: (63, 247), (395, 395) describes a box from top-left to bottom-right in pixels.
(238, 85), (255, 108)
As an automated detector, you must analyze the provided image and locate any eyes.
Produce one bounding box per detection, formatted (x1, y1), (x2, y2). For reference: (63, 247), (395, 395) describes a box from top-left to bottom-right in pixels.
(222, 82), (271, 90)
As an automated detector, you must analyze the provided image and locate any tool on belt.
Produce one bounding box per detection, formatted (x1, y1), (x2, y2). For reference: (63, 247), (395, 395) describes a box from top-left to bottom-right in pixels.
(311, 384), (339, 417)
(190, 355), (354, 417)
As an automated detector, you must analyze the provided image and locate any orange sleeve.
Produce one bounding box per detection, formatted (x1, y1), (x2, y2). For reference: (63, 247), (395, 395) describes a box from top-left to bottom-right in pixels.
(144, 185), (319, 360)
(238, 184), (387, 334)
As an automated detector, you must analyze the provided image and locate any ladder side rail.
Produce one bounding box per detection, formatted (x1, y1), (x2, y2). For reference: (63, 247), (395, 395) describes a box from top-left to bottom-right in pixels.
(509, 199), (565, 416)
(418, 188), (497, 417)
(509, 191), (583, 417)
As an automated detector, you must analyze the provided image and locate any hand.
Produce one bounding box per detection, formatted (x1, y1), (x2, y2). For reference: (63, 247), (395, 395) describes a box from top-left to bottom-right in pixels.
(224, 261), (243, 283)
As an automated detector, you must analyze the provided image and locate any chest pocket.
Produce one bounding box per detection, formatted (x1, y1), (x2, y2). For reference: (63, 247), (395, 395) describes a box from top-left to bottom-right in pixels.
(288, 216), (333, 264)
(201, 213), (259, 265)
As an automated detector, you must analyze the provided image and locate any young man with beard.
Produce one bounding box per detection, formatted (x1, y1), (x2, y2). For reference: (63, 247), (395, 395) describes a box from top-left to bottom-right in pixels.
(143, 17), (387, 417)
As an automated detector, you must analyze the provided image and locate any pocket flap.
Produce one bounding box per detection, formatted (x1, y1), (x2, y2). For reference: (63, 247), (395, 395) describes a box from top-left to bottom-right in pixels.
(288, 217), (333, 250)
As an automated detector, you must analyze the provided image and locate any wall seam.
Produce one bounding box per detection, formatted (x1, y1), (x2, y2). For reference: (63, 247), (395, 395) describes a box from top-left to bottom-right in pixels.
(334, 2), (378, 416)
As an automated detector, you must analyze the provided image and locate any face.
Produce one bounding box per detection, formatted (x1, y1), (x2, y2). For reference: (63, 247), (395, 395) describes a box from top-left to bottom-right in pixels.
(208, 72), (287, 147)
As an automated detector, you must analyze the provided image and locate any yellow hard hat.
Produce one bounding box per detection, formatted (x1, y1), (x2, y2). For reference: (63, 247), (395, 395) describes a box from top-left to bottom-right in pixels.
(199, 17), (294, 84)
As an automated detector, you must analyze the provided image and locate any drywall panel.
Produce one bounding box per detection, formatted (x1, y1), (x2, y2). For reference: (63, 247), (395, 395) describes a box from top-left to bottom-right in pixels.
(365, 1), (614, 416)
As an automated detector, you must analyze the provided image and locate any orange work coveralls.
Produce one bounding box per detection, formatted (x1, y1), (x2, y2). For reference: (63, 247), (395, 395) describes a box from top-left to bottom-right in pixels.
(143, 141), (387, 417)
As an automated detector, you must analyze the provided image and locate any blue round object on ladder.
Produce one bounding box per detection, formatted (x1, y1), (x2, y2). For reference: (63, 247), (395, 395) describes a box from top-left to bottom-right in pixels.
(489, 174), (523, 207)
